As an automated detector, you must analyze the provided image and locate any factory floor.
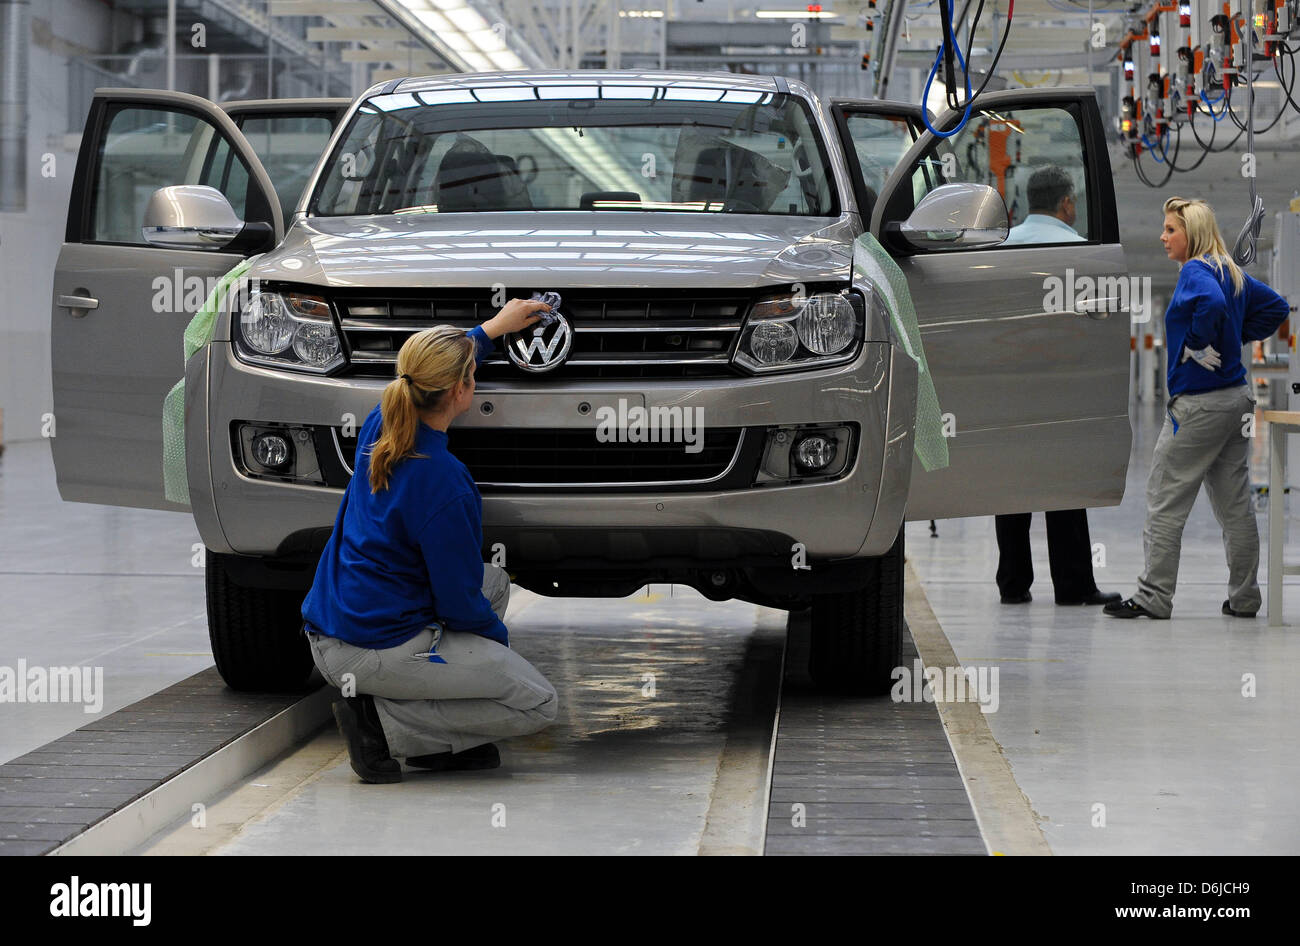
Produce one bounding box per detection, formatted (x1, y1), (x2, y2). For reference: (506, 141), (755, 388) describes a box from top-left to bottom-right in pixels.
(909, 395), (1300, 854)
(2, 392), (1297, 854)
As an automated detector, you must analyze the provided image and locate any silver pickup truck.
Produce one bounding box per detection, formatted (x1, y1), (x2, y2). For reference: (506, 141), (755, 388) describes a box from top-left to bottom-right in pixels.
(50, 72), (1132, 695)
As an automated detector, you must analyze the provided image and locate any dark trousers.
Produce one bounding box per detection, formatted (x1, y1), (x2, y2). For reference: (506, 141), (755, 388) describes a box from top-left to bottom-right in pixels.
(995, 509), (1099, 602)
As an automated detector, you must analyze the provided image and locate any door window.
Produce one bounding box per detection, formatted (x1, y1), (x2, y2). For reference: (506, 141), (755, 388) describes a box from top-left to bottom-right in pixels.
(89, 105), (262, 245)
(199, 134), (250, 219)
(235, 114), (335, 220)
(894, 105), (1093, 246)
(840, 113), (917, 220)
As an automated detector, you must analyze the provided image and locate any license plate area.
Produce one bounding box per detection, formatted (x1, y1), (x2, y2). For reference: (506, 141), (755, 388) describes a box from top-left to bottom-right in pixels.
(466, 392), (646, 428)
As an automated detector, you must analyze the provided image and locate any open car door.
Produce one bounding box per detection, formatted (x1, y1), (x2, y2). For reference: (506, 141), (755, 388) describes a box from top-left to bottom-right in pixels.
(51, 88), (284, 510)
(220, 98), (350, 223)
(852, 87), (1132, 520)
(827, 97), (927, 226)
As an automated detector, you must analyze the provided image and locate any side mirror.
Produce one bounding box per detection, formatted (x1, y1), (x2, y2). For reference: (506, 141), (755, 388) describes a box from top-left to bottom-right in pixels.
(895, 182), (1008, 252)
(142, 185), (273, 253)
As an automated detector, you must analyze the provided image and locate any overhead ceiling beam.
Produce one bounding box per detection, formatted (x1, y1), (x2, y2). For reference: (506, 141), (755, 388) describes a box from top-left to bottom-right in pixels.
(370, 0), (480, 73)
(269, 1), (380, 14)
(340, 46), (430, 61)
(306, 26), (410, 41)
(371, 67), (451, 81)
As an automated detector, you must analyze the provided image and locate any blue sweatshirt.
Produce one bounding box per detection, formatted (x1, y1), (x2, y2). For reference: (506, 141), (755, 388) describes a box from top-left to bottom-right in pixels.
(301, 325), (508, 649)
(1165, 257), (1290, 398)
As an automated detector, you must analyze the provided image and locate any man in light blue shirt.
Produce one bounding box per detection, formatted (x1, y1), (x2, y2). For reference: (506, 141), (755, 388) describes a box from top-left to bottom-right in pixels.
(994, 163), (1118, 609)
(1003, 165), (1086, 245)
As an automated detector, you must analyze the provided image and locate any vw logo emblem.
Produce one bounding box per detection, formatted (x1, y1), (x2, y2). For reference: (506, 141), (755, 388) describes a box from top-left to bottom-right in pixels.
(505, 313), (573, 373)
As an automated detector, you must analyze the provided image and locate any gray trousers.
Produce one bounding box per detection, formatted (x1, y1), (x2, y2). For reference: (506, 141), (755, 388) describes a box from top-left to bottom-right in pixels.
(305, 565), (558, 757)
(1134, 384), (1261, 618)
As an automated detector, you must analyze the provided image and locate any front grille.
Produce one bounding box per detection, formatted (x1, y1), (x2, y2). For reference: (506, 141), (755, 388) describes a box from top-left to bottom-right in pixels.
(332, 288), (748, 380)
(335, 426), (756, 491)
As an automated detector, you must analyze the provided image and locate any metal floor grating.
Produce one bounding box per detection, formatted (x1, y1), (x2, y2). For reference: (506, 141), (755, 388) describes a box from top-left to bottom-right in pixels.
(0, 669), (319, 855)
(765, 616), (987, 855)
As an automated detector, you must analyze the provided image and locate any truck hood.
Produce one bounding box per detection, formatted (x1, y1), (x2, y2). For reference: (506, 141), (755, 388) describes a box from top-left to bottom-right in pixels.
(251, 212), (860, 289)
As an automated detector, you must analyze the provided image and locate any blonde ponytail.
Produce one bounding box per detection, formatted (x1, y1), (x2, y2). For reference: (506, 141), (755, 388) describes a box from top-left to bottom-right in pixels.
(366, 326), (477, 493)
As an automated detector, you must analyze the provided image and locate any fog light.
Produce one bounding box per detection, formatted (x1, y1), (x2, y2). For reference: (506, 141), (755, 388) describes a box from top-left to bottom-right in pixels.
(756, 424), (855, 484)
(252, 433), (293, 471)
(792, 434), (837, 473)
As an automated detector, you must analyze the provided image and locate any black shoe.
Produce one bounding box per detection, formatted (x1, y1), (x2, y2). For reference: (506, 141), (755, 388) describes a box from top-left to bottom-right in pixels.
(1222, 600), (1258, 618)
(1057, 589), (1123, 606)
(1103, 597), (1166, 619)
(1000, 591), (1032, 604)
(333, 696), (401, 784)
(406, 743), (501, 772)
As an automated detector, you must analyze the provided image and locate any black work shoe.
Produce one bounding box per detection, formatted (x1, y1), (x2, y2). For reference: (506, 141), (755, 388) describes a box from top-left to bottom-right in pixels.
(406, 743), (501, 772)
(1103, 598), (1166, 619)
(1000, 591), (1032, 604)
(333, 696), (401, 784)
(1222, 600), (1258, 618)
(1057, 590), (1123, 606)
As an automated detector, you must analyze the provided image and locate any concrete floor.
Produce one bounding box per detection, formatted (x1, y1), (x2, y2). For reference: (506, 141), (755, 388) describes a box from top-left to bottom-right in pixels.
(137, 589), (783, 856)
(0, 443), (212, 765)
(4, 390), (1300, 854)
(908, 396), (1300, 855)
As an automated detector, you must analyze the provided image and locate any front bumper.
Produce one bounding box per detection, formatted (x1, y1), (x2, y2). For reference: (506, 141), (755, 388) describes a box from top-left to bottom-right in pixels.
(187, 337), (914, 568)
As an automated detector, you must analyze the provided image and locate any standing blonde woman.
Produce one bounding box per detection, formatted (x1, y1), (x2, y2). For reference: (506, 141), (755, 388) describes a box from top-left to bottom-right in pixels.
(1106, 197), (1289, 620)
(301, 298), (558, 782)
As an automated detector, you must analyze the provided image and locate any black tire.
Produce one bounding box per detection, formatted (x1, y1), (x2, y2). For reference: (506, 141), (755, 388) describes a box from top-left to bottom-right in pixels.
(808, 526), (904, 695)
(206, 549), (315, 692)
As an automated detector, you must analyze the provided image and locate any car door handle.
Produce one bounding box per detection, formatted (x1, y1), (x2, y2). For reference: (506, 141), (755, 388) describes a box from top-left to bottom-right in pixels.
(57, 294), (99, 316)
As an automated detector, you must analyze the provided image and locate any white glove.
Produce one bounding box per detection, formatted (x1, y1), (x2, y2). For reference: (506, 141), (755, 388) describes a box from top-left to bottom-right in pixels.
(1180, 343), (1222, 370)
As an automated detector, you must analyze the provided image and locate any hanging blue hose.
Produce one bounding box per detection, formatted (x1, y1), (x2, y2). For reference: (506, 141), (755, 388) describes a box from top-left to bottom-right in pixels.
(921, 0), (974, 139)
(1141, 131), (1171, 162)
(1200, 89), (1229, 119)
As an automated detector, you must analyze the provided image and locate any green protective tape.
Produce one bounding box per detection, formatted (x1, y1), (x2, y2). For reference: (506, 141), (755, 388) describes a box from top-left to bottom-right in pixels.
(162, 257), (259, 506)
(852, 233), (949, 472)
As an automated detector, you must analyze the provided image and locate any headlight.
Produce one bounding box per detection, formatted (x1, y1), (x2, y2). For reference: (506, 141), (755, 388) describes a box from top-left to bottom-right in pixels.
(240, 293), (294, 354)
(734, 289), (863, 374)
(750, 320), (799, 365)
(234, 289), (344, 374)
(797, 293), (856, 354)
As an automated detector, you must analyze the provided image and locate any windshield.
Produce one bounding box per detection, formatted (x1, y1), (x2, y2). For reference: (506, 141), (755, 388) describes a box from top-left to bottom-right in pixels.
(310, 84), (837, 217)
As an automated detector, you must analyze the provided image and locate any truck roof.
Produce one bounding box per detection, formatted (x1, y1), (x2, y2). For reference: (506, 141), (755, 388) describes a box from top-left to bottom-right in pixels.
(388, 69), (786, 96)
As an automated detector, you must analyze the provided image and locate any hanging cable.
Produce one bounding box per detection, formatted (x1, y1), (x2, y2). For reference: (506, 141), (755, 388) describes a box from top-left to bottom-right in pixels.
(1190, 94), (1246, 148)
(961, 0), (1015, 105)
(920, 0), (1015, 138)
(1132, 146), (1176, 187)
(1127, 1), (1300, 189)
(1232, 7), (1265, 266)
(1164, 117), (1215, 172)
(1200, 87), (1230, 113)
(922, 0), (973, 137)
(1275, 41), (1300, 111)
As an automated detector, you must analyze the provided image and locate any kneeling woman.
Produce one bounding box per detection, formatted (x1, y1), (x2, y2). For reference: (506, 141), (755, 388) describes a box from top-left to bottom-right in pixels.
(301, 298), (557, 783)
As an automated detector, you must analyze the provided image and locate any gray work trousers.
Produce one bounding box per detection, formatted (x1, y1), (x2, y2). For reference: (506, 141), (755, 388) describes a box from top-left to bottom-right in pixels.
(305, 565), (558, 757)
(1133, 384), (1261, 618)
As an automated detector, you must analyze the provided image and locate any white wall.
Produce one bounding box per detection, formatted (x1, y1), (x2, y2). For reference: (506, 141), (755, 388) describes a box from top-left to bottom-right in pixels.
(0, 0), (125, 443)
